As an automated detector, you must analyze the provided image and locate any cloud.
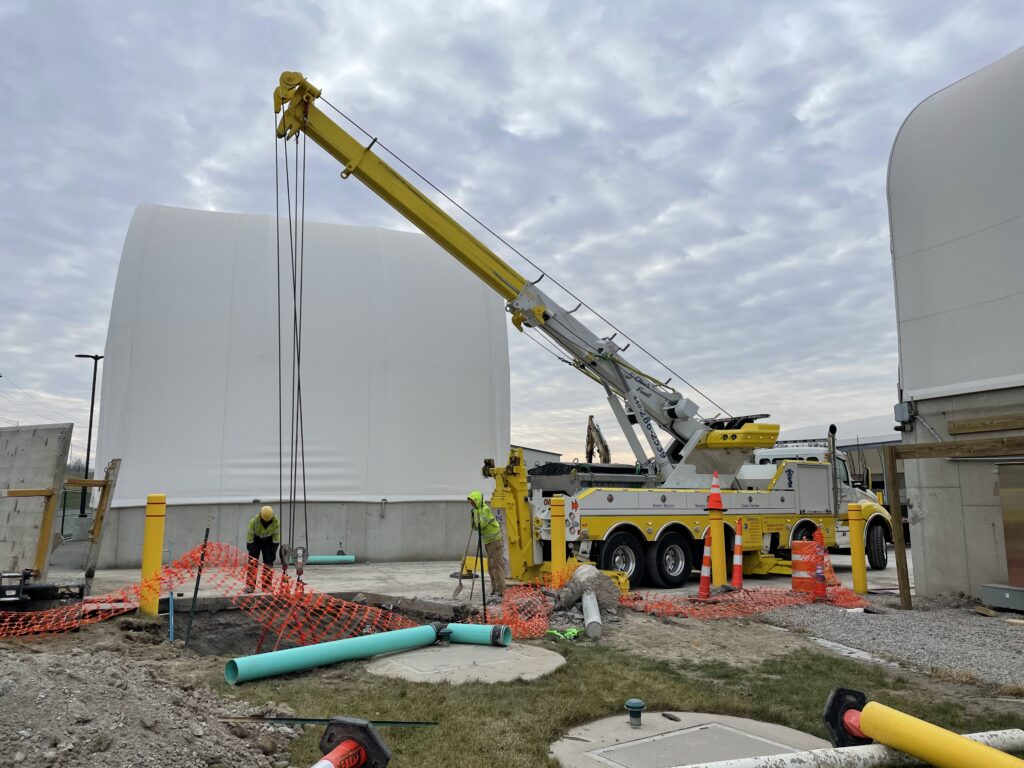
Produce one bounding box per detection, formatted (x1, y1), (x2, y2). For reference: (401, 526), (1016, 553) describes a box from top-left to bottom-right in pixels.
(1, 1), (1021, 465)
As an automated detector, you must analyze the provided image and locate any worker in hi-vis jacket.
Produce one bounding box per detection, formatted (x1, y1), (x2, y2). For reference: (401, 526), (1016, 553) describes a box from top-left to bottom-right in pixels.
(245, 505), (281, 593)
(467, 491), (505, 597)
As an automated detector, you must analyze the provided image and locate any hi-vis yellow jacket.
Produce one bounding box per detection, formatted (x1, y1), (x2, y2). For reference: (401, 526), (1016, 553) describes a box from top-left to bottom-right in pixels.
(246, 515), (281, 544)
(468, 491), (501, 544)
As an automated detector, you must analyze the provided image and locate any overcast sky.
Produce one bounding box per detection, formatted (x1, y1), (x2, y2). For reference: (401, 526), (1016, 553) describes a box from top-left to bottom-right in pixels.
(1, 1), (1020, 463)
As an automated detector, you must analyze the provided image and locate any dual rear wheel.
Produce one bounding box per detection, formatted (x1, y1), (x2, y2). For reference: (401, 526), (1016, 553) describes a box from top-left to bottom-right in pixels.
(599, 531), (693, 588)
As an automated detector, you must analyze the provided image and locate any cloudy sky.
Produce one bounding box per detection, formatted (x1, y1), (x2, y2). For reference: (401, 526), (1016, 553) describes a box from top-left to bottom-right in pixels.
(1, 1), (1021, 463)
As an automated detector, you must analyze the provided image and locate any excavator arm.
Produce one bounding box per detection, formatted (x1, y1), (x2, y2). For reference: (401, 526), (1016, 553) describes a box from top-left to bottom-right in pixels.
(586, 415), (612, 464)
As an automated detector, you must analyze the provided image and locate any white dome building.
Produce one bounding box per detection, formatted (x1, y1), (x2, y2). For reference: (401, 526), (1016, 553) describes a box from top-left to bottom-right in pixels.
(94, 204), (510, 566)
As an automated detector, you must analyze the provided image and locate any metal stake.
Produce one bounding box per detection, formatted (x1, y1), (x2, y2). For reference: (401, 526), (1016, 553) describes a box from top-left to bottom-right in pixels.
(183, 526), (210, 648)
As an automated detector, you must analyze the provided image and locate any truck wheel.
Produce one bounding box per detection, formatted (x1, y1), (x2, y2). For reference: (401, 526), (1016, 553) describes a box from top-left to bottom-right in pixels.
(645, 532), (692, 589)
(867, 523), (888, 570)
(600, 532), (646, 588)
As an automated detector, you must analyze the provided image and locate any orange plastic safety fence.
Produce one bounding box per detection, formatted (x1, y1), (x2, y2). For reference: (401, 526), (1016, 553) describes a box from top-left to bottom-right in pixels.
(622, 585), (868, 621)
(0, 542), (417, 640)
(464, 584), (553, 639)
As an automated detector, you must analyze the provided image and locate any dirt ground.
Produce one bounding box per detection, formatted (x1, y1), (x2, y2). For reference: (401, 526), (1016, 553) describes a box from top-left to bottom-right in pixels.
(0, 618), (300, 768)
(605, 610), (814, 666)
(603, 609), (1024, 721)
(1, 598), (1021, 768)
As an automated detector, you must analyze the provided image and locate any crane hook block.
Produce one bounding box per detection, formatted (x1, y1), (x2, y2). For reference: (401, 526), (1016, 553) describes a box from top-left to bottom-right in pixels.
(274, 71), (322, 139)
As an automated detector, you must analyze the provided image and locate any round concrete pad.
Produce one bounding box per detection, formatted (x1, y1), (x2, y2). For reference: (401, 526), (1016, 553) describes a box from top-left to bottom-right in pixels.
(367, 642), (564, 684)
(550, 711), (829, 767)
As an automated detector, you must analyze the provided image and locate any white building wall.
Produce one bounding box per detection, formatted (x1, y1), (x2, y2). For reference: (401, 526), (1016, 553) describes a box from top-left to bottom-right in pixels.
(889, 47), (1024, 401)
(889, 48), (1024, 597)
(93, 204), (510, 564)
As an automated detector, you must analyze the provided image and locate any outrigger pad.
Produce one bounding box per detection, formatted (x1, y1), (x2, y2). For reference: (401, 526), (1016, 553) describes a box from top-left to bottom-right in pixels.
(822, 687), (871, 748)
(319, 716), (391, 767)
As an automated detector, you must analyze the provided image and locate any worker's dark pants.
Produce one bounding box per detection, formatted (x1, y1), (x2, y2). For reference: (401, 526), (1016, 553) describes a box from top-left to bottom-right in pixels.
(246, 538), (279, 591)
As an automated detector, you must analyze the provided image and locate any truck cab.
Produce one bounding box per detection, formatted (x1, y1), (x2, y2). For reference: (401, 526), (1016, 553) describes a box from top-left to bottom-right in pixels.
(740, 442), (893, 569)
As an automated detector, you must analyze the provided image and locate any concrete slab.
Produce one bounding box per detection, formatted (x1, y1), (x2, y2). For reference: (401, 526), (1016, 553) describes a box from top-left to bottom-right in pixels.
(367, 641), (564, 684)
(550, 711), (829, 768)
(72, 545), (911, 603)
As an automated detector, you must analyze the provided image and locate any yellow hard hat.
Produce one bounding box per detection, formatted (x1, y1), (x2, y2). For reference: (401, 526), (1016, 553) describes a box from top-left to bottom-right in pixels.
(260, 505), (274, 522)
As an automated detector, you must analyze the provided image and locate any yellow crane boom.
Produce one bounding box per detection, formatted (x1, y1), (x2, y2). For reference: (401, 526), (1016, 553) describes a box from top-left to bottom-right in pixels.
(274, 72), (527, 301)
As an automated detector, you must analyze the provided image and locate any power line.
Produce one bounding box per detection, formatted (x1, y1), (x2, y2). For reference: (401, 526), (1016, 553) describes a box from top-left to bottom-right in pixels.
(0, 374), (77, 423)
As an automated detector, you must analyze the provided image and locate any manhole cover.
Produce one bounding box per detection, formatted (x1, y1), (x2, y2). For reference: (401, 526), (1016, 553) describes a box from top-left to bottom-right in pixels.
(589, 722), (797, 767)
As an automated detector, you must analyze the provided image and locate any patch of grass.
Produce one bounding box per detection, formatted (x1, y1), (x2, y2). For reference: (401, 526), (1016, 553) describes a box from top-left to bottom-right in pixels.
(204, 639), (1024, 768)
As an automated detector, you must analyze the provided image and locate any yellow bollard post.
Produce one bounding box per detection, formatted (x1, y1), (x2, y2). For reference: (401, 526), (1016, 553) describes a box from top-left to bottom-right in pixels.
(858, 700), (1024, 768)
(139, 493), (167, 616)
(706, 471), (727, 587)
(549, 497), (567, 576)
(848, 503), (868, 595)
(709, 509), (727, 587)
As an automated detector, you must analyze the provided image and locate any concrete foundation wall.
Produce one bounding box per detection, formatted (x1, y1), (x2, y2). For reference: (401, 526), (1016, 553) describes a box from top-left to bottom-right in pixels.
(95, 500), (472, 568)
(0, 424), (72, 577)
(904, 388), (1023, 596)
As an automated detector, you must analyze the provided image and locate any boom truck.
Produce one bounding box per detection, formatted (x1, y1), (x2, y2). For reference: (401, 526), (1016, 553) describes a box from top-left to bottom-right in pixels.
(273, 72), (893, 588)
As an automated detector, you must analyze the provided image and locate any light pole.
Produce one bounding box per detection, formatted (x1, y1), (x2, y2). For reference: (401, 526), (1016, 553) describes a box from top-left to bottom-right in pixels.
(75, 354), (103, 517)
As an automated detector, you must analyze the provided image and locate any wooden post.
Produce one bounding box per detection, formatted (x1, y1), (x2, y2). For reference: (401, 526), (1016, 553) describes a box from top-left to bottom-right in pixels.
(884, 445), (912, 610)
(30, 490), (58, 577)
(83, 458), (121, 595)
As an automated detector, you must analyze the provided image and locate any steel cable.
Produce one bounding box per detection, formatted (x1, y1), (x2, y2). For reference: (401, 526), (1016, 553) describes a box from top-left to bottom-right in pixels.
(317, 96), (729, 417)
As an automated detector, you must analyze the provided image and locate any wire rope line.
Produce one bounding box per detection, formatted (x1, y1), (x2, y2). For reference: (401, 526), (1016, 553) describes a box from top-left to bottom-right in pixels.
(0, 374), (78, 424)
(317, 97), (730, 417)
(299, 131), (310, 550)
(274, 112), (285, 553)
(276, 122), (311, 555)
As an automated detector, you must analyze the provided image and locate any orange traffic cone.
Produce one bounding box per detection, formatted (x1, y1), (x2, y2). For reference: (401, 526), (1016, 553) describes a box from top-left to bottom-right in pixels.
(731, 517), (744, 590)
(791, 540), (816, 593)
(696, 531), (712, 600)
(813, 539), (829, 601)
(813, 526), (840, 586)
(705, 471), (724, 512)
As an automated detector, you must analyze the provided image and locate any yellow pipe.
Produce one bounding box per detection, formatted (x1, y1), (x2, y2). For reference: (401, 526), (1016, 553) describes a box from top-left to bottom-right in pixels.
(848, 503), (868, 595)
(139, 493), (167, 616)
(709, 510), (727, 587)
(859, 701), (1024, 768)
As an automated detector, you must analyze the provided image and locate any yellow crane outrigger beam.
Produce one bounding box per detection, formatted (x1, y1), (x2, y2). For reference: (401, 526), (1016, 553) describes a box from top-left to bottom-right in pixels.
(274, 72), (528, 302)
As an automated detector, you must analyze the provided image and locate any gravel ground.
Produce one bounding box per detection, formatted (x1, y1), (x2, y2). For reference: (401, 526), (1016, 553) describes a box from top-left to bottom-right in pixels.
(0, 631), (303, 768)
(762, 594), (1024, 688)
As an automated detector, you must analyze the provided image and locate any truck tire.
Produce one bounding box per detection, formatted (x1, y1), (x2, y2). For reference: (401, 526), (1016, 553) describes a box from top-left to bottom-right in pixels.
(600, 532), (646, 588)
(644, 532), (692, 589)
(867, 523), (888, 570)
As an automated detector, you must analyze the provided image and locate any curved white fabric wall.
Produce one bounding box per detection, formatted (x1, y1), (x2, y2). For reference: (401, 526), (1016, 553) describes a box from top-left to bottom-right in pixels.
(889, 47), (1024, 400)
(96, 204), (510, 507)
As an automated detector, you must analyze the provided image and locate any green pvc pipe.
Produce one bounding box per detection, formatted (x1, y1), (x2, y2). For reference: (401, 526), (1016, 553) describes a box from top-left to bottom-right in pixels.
(225, 623), (440, 685)
(447, 623), (512, 647)
(305, 555), (356, 564)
